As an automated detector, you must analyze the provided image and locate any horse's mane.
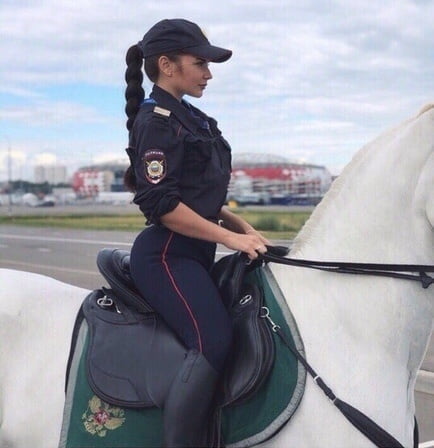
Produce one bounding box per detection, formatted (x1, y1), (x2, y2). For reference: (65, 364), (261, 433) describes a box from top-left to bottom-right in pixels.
(291, 103), (434, 254)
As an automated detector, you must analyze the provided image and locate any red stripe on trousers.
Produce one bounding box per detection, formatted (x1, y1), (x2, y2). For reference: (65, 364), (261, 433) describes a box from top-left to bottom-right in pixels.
(161, 231), (203, 352)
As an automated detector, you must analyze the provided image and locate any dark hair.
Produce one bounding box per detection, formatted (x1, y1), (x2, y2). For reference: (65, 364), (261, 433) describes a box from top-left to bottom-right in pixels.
(144, 50), (184, 83)
(123, 46), (183, 192)
(124, 45), (144, 191)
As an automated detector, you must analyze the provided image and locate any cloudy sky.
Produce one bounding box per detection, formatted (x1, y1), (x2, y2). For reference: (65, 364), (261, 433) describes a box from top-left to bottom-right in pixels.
(0, 0), (433, 181)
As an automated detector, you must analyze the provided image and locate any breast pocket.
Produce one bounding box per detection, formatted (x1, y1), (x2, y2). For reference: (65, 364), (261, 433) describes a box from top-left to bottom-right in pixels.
(184, 140), (213, 173)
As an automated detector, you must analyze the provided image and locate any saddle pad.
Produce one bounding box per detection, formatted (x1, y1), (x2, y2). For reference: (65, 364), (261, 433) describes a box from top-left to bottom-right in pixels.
(58, 265), (306, 448)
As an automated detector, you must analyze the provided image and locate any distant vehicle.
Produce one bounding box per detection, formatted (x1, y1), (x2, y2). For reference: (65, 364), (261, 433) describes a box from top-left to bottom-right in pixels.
(22, 193), (39, 207)
(288, 194), (323, 205)
(35, 195), (56, 207)
(95, 192), (134, 204)
(269, 194), (293, 205)
(231, 192), (270, 206)
(22, 193), (56, 207)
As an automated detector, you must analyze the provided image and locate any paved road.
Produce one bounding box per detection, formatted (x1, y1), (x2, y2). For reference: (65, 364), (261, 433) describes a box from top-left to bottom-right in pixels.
(1, 224), (433, 443)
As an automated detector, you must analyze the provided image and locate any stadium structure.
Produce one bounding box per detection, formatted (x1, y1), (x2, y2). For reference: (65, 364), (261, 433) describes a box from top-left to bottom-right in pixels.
(71, 153), (332, 205)
(229, 153), (332, 205)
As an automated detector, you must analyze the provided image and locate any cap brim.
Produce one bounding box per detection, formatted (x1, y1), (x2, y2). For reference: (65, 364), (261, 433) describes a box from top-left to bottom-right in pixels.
(186, 44), (232, 63)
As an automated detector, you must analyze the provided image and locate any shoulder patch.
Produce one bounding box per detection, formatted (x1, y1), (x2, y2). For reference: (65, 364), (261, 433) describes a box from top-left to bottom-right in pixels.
(143, 149), (166, 184)
(153, 106), (171, 117)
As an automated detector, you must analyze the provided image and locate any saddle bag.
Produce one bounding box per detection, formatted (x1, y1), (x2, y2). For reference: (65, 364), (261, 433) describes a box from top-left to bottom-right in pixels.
(76, 248), (276, 409)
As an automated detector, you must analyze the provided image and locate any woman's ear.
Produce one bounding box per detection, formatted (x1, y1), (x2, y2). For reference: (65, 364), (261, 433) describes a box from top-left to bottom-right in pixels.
(158, 56), (174, 77)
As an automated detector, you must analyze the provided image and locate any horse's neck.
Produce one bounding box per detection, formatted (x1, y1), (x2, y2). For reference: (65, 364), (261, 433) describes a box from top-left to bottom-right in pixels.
(272, 107), (434, 442)
(292, 126), (430, 262)
(286, 106), (434, 362)
(272, 219), (432, 442)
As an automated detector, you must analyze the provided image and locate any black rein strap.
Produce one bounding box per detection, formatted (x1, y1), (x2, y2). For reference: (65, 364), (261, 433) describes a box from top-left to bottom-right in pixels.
(261, 250), (434, 289)
(257, 246), (426, 447)
(272, 325), (405, 448)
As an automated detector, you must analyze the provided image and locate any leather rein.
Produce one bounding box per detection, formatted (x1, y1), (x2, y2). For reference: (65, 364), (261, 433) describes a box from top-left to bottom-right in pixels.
(255, 246), (432, 447)
(261, 249), (434, 289)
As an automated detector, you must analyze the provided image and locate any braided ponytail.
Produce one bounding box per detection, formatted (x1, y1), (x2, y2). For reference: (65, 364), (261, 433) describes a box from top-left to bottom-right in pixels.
(124, 44), (144, 191)
(125, 45), (145, 131)
(123, 45), (183, 191)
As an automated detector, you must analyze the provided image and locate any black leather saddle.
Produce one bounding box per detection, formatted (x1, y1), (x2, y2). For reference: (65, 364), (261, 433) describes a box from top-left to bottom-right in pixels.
(80, 247), (287, 409)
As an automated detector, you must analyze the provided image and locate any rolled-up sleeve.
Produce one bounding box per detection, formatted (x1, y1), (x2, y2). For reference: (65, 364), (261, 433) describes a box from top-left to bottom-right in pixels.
(132, 115), (183, 224)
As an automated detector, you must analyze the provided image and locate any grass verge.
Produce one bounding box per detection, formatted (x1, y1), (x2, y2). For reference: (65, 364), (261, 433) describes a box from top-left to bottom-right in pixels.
(0, 210), (312, 240)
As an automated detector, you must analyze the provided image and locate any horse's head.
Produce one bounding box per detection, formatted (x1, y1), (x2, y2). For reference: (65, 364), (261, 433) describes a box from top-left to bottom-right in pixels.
(293, 103), (434, 264)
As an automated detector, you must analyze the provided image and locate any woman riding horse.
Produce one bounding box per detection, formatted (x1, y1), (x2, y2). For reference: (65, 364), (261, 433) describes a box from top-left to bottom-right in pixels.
(123, 18), (269, 447)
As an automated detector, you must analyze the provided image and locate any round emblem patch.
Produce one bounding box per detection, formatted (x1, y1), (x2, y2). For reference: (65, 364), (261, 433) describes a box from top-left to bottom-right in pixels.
(143, 149), (166, 184)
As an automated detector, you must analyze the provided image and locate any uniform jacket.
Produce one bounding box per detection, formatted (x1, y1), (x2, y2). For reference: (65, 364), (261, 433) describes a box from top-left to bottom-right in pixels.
(128, 85), (232, 224)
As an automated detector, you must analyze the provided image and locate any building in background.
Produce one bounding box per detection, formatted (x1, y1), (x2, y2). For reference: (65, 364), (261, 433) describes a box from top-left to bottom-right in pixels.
(229, 153), (332, 205)
(71, 154), (332, 204)
(72, 162), (126, 197)
(34, 164), (68, 184)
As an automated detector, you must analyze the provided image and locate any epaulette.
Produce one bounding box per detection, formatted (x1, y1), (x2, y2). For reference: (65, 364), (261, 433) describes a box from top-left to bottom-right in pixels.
(153, 106), (171, 117)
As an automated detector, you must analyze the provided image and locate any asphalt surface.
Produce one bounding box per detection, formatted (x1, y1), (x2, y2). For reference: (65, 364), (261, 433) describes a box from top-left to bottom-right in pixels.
(1, 221), (433, 443)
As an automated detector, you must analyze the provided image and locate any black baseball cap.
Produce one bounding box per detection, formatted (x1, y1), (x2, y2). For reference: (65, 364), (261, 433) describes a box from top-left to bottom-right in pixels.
(138, 19), (232, 63)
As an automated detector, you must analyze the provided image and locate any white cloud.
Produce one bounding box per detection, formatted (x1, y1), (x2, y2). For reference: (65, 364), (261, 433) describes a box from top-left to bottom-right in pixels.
(0, 149), (26, 165)
(0, 85), (44, 98)
(33, 152), (58, 166)
(0, 101), (107, 126)
(92, 153), (129, 165)
(0, 148), (27, 181)
(0, 0), (433, 180)
(0, 136), (126, 181)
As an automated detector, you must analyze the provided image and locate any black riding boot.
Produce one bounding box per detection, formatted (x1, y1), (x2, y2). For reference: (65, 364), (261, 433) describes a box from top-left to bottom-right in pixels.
(163, 349), (219, 448)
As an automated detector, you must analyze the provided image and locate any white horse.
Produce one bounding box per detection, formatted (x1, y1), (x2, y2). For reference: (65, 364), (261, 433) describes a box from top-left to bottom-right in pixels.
(0, 104), (433, 448)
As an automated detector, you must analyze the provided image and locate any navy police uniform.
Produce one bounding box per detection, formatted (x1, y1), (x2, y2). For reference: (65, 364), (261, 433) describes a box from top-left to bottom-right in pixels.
(128, 85), (233, 372)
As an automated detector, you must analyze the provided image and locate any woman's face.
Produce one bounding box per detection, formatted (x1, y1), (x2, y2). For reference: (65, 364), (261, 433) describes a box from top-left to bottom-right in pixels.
(163, 54), (213, 100)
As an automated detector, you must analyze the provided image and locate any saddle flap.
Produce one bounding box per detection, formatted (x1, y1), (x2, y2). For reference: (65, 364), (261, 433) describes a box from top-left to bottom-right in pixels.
(221, 281), (275, 407)
(210, 246), (289, 309)
(211, 251), (256, 308)
(83, 289), (186, 408)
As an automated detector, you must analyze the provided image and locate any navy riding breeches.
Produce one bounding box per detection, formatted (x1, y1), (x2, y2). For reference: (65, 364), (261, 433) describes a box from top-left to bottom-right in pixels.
(130, 226), (233, 373)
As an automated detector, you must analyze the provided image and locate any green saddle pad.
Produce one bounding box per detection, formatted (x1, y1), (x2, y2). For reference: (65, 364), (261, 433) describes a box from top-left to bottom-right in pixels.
(59, 265), (306, 448)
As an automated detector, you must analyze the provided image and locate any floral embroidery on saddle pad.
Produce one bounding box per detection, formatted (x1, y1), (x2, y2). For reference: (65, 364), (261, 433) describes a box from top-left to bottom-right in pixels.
(82, 396), (125, 437)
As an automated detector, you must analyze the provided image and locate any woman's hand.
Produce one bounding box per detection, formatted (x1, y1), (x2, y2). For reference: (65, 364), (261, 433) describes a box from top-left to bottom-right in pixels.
(217, 207), (272, 258)
(245, 228), (270, 245)
(223, 230), (271, 260)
